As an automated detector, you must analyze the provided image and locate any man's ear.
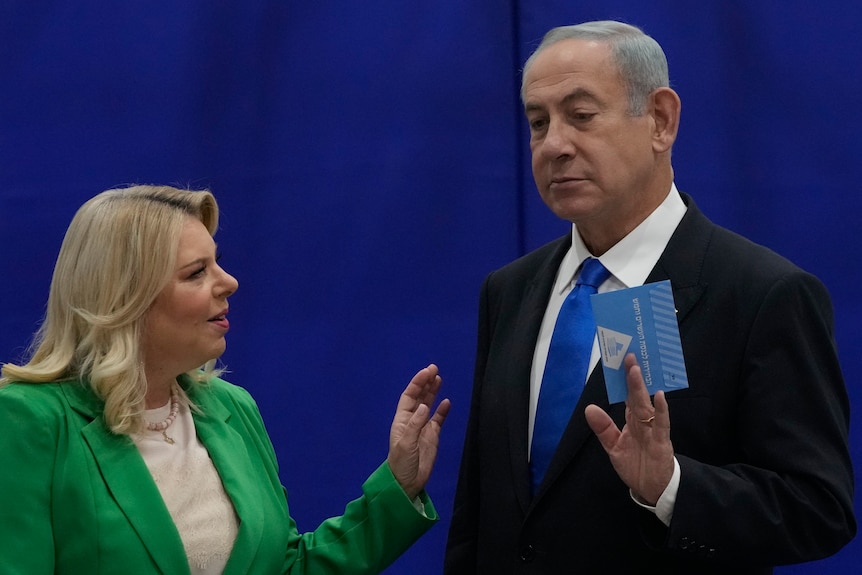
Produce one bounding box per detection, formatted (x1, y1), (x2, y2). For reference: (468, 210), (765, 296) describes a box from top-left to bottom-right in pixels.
(650, 87), (681, 153)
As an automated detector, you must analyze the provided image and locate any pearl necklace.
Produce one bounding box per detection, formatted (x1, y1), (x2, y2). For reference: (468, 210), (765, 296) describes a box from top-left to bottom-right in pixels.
(146, 386), (179, 445)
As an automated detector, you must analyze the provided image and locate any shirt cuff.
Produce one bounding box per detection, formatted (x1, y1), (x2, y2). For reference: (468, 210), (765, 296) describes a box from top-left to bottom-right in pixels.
(411, 495), (429, 518)
(629, 456), (680, 526)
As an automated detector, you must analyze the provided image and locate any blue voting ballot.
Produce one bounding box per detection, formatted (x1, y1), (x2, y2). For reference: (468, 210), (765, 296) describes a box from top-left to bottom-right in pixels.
(590, 280), (689, 404)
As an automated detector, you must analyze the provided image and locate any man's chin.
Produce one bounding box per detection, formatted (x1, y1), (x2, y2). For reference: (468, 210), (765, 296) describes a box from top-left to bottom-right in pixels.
(544, 197), (600, 224)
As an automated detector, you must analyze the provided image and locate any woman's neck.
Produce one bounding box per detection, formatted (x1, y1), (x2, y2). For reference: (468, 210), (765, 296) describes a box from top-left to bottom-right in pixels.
(144, 366), (178, 408)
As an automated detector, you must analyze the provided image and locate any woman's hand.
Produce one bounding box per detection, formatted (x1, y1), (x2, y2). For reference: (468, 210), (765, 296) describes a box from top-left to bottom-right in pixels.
(388, 364), (451, 500)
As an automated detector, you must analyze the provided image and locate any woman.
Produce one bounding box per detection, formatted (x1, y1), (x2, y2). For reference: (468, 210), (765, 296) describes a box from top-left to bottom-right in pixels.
(0, 185), (451, 574)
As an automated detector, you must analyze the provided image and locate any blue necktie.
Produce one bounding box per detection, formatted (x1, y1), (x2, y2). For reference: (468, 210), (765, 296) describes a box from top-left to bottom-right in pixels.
(530, 257), (611, 493)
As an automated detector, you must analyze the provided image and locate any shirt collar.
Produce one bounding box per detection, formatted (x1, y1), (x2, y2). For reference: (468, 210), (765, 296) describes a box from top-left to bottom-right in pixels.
(557, 183), (687, 294)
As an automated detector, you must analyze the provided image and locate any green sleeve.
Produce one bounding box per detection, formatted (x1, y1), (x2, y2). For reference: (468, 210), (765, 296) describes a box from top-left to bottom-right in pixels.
(282, 461), (438, 575)
(211, 379), (439, 575)
(0, 385), (57, 574)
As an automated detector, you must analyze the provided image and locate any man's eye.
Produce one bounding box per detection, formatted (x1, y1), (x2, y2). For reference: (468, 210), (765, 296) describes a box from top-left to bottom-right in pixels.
(529, 118), (548, 131)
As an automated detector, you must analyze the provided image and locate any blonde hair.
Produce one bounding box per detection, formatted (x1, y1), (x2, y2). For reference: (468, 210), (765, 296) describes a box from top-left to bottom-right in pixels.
(1, 185), (221, 434)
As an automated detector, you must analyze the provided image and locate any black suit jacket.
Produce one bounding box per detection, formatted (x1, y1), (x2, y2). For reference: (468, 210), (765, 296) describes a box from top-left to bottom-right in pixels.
(445, 194), (855, 574)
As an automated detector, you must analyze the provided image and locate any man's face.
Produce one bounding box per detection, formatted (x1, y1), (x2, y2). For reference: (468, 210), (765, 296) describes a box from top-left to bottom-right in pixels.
(523, 38), (659, 240)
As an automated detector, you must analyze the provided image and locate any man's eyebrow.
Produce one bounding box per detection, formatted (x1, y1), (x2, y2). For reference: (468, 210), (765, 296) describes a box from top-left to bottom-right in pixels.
(561, 87), (601, 106)
(524, 102), (542, 114)
(524, 87), (601, 113)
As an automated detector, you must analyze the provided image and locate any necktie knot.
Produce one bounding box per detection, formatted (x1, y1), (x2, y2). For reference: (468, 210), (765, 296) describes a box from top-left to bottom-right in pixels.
(576, 258), (611, 290)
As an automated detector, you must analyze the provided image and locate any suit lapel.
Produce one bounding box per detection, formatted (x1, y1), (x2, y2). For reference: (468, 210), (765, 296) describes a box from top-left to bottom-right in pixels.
(64, 384), (190, 574)
(504, 278), (549, 512)
(504, 236), (571, 511)
(646, 193), (712, 324)
(189, 386), (264, 575)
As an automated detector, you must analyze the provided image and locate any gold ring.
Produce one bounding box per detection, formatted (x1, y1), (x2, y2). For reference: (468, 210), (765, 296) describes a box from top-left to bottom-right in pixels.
(638, 415), (655, 424)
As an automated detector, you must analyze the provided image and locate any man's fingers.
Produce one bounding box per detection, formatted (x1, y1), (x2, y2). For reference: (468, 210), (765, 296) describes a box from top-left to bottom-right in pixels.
(653, 390), (671, 438)
(624, 353), (656, 422)
(585, 404), (620, 453)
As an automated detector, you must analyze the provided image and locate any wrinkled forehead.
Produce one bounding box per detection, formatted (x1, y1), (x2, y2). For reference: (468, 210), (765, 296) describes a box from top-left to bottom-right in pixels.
(523, 39), (624, 106)
(525, 38), (616, 86)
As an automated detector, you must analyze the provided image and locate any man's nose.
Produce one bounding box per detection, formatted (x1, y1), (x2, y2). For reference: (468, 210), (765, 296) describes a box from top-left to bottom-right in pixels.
(539, 120), (576, 159)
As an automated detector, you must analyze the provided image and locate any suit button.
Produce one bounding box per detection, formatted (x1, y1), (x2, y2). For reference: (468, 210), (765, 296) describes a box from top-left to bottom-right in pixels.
(519, 545), (536, 562)
(679, 537), (690, 550)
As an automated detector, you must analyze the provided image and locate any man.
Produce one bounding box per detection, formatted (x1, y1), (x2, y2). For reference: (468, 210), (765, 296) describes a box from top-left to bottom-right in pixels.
(445, 21), (855, 574)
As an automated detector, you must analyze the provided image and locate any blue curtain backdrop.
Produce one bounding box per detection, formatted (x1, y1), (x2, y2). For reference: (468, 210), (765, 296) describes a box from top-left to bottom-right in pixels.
(1, 2), (860, 573)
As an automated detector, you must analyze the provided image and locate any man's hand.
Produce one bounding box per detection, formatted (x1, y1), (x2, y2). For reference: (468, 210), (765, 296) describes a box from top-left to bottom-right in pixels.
(585, 353), (674, 504)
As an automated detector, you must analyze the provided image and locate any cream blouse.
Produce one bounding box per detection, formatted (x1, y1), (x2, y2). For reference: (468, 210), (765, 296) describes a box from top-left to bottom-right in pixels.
(136, 400), (239, 575)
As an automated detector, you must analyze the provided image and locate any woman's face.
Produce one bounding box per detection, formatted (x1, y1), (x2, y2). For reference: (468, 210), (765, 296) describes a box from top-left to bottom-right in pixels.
(142, 216), (238, 379)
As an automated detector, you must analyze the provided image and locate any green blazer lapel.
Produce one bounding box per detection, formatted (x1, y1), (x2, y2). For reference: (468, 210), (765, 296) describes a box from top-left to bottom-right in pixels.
(62, 384), (190, 574)
(190, 388), (264, 575)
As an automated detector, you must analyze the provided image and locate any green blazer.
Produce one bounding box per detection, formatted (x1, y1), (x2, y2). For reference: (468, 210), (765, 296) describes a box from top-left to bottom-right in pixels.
(0, 376), (437, 574)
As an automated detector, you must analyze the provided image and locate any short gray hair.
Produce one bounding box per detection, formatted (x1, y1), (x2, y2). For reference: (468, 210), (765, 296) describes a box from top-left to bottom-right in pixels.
(521, 21), (669, 115)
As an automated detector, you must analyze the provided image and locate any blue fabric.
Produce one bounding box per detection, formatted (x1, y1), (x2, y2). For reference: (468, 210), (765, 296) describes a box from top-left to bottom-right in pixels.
(2, 4), (861, 572)
(530, 257), (610, 493)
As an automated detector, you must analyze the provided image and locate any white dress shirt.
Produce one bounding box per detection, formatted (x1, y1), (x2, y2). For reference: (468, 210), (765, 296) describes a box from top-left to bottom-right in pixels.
(529, 183), (687, 525)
